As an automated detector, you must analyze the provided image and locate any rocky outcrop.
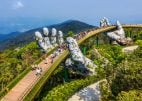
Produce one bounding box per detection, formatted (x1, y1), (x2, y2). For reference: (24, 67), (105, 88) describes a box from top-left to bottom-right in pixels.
(68, 80), (106, 101)
(122, 45), (139, 53)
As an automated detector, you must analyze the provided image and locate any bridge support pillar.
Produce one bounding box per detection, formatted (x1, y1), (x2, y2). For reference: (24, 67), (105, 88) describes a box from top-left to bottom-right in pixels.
(96, 36), (99, 47)
(64, 68), (69, 82)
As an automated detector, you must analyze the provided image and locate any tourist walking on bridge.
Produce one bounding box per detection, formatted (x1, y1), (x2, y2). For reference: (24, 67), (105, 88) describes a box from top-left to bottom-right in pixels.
(35, 66), (42, 76)
(51, 53), (55, 63)
(44, 57), (48, 64)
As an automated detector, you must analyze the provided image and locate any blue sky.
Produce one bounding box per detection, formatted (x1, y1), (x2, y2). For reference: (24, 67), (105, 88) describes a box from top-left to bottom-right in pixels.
(0, 0), (142, 25)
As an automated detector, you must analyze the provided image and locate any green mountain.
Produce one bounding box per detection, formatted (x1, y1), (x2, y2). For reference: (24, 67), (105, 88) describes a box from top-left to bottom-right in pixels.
(0, 20), (96, 51)
(0, 32), (21, 42)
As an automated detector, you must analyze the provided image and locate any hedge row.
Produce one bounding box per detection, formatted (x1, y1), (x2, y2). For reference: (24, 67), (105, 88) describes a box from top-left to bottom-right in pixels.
(42, 75), (101, 101)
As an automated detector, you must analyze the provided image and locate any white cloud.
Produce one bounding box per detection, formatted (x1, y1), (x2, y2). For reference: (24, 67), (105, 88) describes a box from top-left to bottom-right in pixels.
(13, 1), (24, 10)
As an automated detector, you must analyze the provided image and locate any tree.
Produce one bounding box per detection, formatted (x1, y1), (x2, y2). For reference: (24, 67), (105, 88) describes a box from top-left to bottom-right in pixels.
(135, 40), (142, 47)
(67, 31), (74, 37)
(110, 48), (142, 96)
(116, 90), (142, 101)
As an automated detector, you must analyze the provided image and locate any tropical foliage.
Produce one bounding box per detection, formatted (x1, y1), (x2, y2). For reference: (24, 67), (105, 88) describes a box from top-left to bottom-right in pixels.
(0, 42), (42, 96)
(116, 90), (142, 101)
(99, 29), (142, 101)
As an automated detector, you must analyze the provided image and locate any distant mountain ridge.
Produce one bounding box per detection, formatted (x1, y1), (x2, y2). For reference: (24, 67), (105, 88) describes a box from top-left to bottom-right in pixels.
(0, 32), (21, 42)
(0, 20), (96, 51)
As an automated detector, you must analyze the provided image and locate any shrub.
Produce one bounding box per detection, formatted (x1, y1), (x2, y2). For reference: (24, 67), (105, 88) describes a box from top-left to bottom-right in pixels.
(116, 90), (142, 101)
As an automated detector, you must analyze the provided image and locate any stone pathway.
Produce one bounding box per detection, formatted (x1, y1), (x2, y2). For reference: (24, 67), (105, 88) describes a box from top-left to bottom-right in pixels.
(68, 80), (106, 101)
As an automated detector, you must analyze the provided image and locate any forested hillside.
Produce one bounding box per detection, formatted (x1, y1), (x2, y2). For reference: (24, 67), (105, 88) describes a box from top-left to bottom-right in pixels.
(0, 42), (42, 96)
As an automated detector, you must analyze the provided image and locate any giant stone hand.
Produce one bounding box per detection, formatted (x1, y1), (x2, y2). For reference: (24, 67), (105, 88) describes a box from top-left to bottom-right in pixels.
(51, 28), (58, 47)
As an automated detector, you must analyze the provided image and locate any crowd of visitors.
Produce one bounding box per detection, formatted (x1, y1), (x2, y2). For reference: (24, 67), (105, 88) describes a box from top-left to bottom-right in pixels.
(32, 42), (68, 76)
(35, 67), (42, 76)
(31, 65), (43, 76)
(74, 31), (88, 41)
(50, 44), (66, 63)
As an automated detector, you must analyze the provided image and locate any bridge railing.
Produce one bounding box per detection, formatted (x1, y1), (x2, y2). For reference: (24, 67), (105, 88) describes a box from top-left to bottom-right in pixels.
(19, 74), (40, 101)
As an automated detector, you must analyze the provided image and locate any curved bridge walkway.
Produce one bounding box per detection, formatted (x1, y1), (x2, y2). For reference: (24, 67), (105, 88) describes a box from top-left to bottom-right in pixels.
(1, 24), (142, 101)
(2, 54), (55, 101)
